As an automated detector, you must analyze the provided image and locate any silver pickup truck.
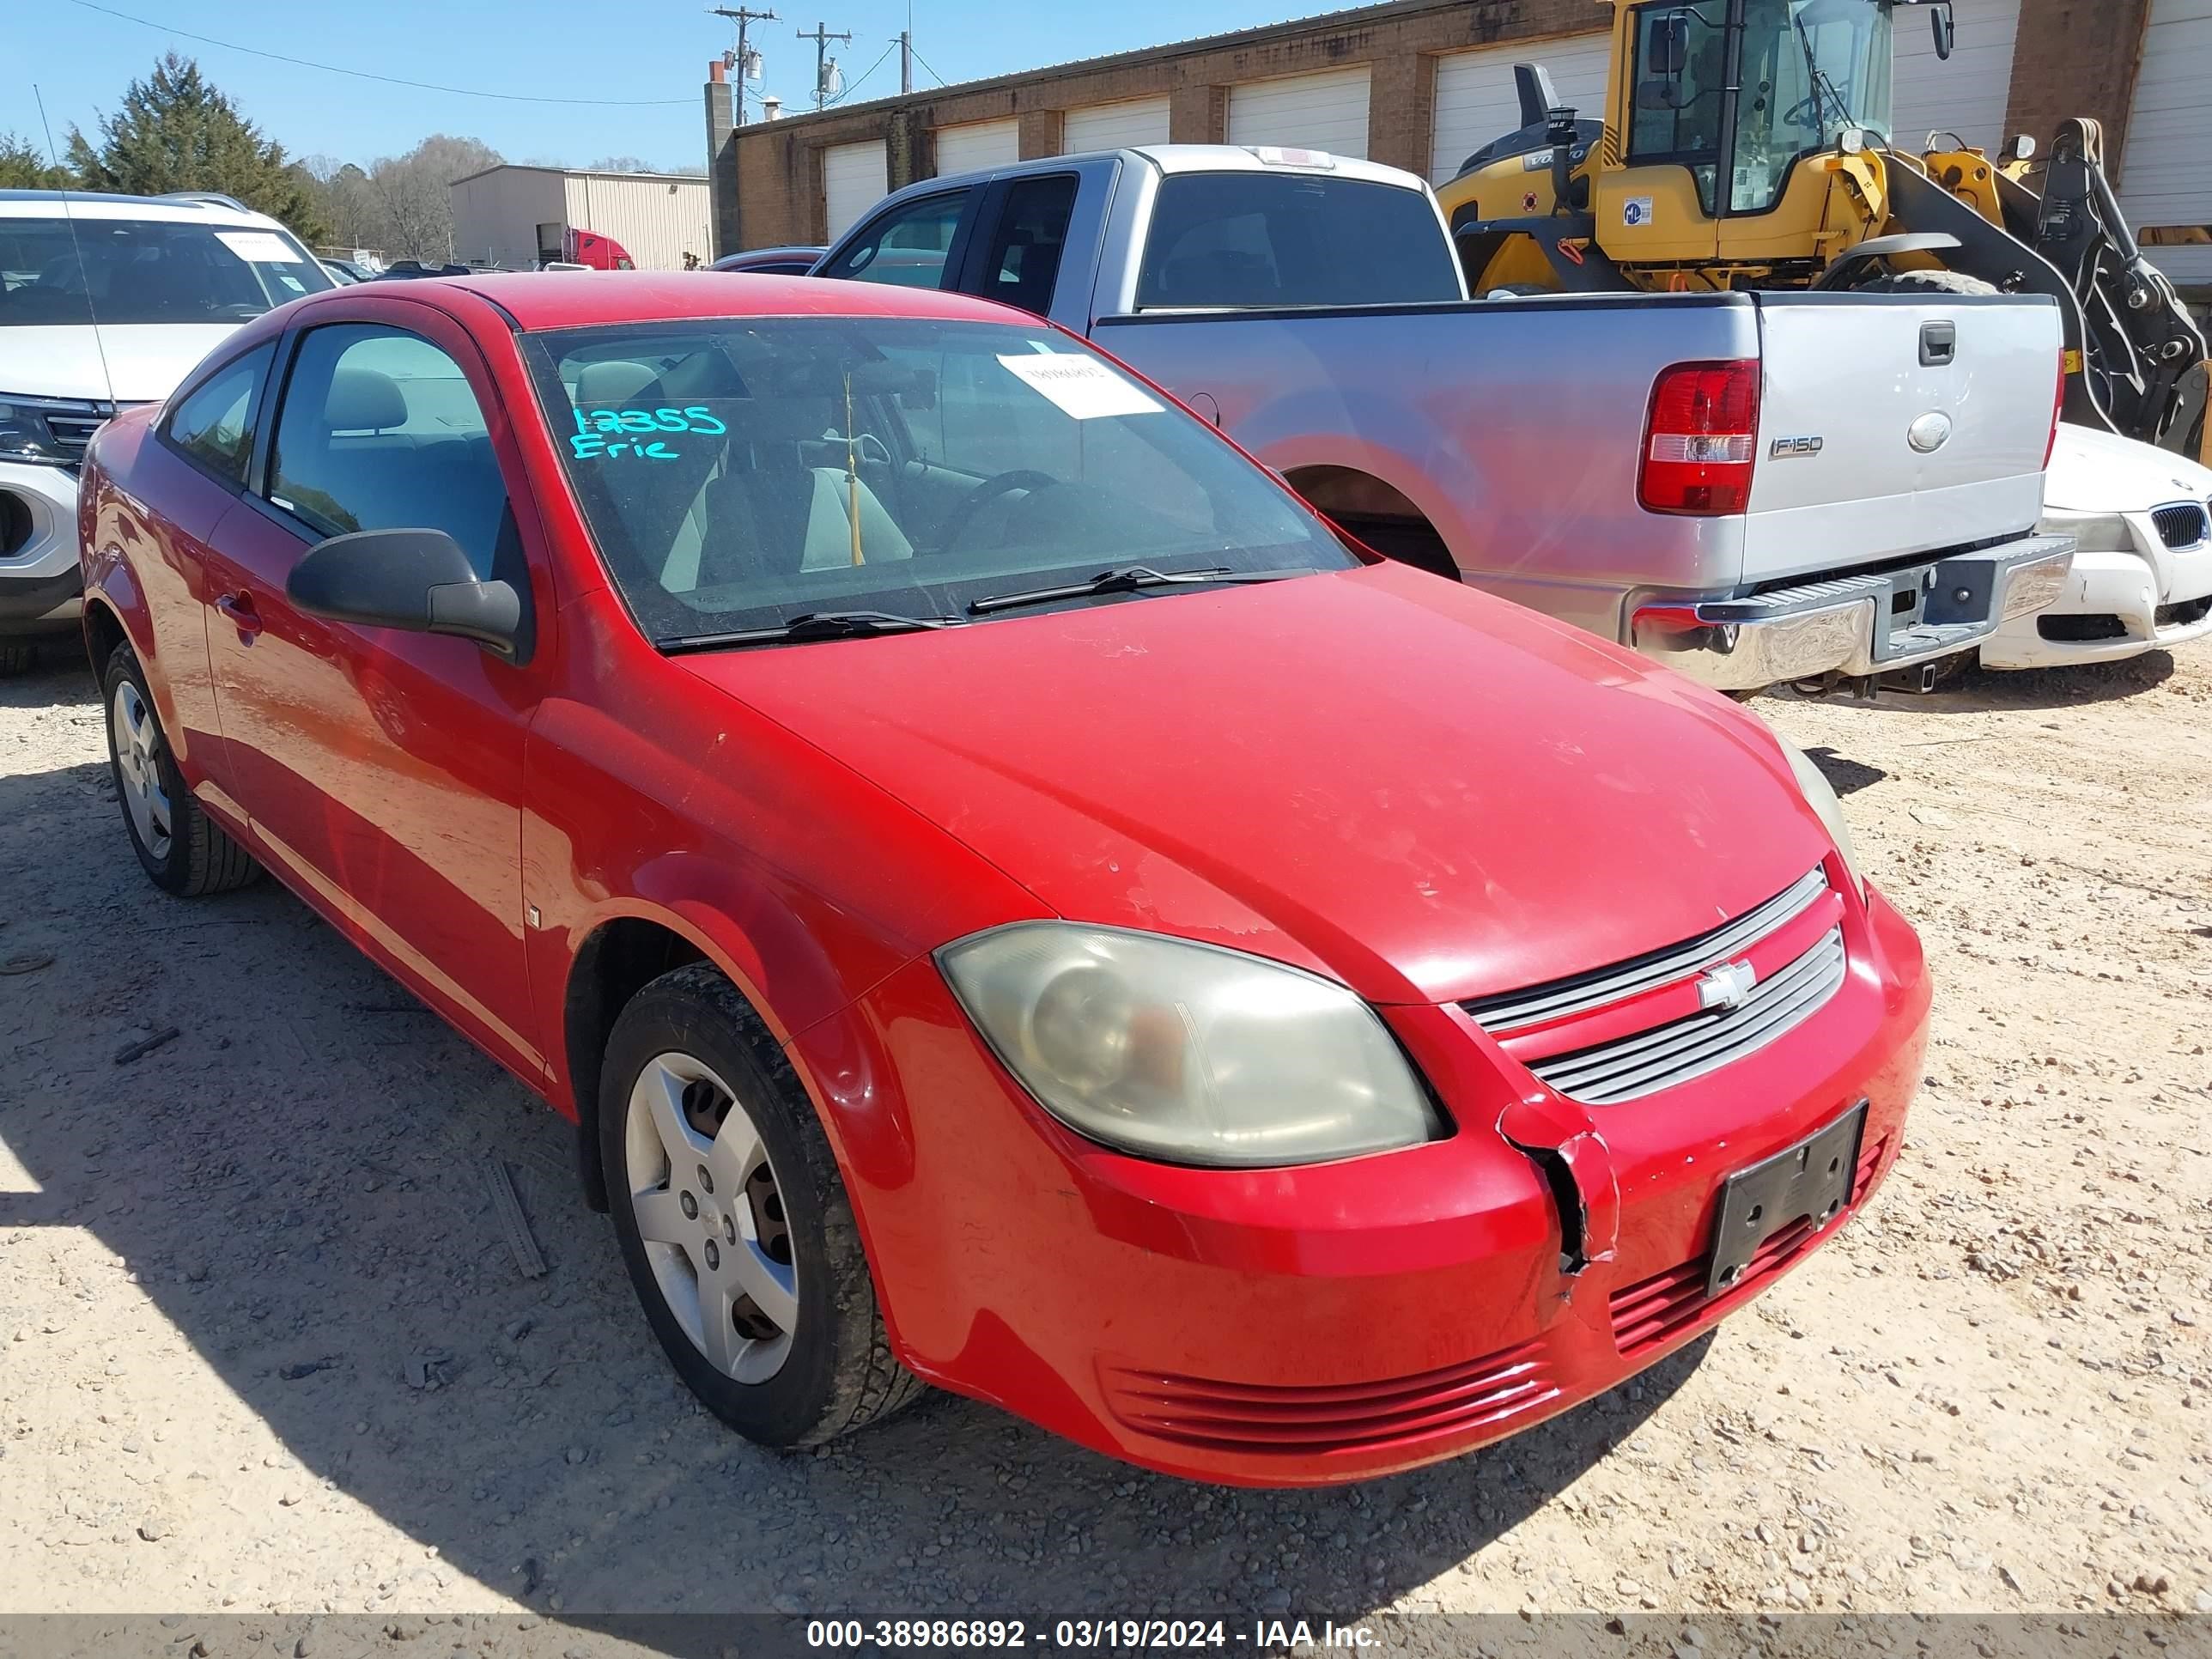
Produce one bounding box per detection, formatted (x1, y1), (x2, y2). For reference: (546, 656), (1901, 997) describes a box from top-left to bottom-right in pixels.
(815, 144), (2075, 693)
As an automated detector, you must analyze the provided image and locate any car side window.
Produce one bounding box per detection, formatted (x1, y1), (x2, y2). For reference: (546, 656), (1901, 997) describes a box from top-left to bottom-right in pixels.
(975, 175), (1078, 316)
(820, 191), (969, 289)
(265, 323), (512, 579)
(161, 343), (276, 487)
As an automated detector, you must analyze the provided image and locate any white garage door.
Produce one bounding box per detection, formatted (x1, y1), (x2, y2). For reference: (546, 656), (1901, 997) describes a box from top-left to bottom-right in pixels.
(1428, 33), (1613, 183)
(1891, 0), (2021, 155)
(1227, 66), (1372, 160)
(823, 140), (888, 240)
(933, 118), (1020, 178)
(2121, 0), (2212, 286)
(1063, 95), (1172, 154)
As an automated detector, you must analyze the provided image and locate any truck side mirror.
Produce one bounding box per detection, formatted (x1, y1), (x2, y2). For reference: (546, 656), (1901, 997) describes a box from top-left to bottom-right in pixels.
(1931, 3), (1956, 61)
(1650, 14), (1692, 76)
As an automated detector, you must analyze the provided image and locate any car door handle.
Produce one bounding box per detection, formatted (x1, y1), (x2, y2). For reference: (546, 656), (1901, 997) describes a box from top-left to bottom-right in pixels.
(216, 591), (262, 637)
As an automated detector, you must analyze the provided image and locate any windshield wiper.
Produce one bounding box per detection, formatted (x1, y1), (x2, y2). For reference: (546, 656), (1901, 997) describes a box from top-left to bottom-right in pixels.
(968, 564), (1316, 617)
(655, 610), (964, 653)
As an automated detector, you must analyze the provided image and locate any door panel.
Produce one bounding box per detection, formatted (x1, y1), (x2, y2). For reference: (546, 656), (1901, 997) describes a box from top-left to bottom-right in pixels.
(201, 309), (544, 1080)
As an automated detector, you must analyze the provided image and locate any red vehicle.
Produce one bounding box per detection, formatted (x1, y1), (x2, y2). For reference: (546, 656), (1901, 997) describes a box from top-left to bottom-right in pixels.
(76, 274), (1929, 1486)
(565, 228), (635, 270)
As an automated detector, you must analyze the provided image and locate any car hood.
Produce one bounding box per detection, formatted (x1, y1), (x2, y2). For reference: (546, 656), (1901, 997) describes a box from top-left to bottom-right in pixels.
(2046, 422), (2212, 514)
(676, 564), (1832, 1006)
(0, 324), (242, 402)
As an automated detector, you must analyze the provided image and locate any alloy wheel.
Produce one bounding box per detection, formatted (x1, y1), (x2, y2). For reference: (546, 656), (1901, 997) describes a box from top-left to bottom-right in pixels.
(623, 1051), (799, 1383)
(111, 680), (173, 862)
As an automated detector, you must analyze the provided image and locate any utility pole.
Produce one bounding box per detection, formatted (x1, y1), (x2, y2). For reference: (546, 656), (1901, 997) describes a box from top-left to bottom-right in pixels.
(797, 20), (851, 109)
(710, 6), (777, 124)
(897, 30), (912, 94)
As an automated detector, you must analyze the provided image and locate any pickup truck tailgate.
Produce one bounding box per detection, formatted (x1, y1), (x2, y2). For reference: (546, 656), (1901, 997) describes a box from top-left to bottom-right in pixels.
(1743, 292), (2061, 585)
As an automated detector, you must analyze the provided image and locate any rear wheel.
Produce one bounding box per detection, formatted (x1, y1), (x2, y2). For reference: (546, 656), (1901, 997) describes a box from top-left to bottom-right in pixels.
(599, 963), (923, 1446)
(0, 642), (35, 677)
(1863, 269), (2002, 297)
(102, 643), (259, 896)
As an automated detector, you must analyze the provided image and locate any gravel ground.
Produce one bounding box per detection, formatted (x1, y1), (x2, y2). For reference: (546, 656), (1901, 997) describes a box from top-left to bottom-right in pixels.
(1, 642), (2208, 1624)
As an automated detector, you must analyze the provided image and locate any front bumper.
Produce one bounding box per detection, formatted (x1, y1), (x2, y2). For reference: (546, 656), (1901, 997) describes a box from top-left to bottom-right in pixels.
(793, 886), (1931, 1486)
(1980, 529), (2212, 672)
(1631, 534), (2075, 692)
(0, 461), (85, 638)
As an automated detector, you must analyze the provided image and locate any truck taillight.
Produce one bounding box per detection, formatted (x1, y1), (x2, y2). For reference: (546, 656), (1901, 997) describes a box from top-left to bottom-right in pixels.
(1640, 360), (1761, 517)
(2045, 351), (2068, 469)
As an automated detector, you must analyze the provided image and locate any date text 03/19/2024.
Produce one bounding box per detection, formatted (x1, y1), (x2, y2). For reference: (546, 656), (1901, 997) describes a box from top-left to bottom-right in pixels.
(803, 1620), (1382, 1650)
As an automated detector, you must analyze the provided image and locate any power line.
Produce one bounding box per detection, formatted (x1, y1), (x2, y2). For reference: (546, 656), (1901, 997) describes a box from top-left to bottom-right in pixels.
(63, 0), (696, 106)
(823, 39), (897, 107)
(906, 43), (950, 88)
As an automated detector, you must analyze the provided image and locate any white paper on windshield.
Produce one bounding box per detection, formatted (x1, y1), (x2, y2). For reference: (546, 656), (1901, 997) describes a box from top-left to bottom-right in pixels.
(996, 353), (1163, 420)
(216, 230), (299, 264)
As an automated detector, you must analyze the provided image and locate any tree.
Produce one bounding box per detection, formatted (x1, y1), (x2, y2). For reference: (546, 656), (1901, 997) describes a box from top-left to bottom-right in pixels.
(0, 132), (72, 190)
(363, 134), (503, 264)
(65, 52), (327, 240)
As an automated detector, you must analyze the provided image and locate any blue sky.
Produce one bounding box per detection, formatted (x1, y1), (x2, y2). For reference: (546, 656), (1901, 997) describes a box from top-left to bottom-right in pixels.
(8, 0), (1307, 172)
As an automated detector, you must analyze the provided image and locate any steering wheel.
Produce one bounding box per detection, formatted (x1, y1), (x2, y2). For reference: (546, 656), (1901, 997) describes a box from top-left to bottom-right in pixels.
(936, 470), (1061, 552)
(1783, 94), (1824, 128)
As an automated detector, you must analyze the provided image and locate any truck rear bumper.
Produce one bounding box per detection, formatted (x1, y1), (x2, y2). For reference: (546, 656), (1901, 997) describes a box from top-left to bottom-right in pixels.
(1629, 535), (2075, 692)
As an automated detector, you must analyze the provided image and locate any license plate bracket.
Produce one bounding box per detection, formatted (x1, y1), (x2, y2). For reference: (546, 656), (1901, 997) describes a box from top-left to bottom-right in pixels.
(1705, 1101), (1868, 1299)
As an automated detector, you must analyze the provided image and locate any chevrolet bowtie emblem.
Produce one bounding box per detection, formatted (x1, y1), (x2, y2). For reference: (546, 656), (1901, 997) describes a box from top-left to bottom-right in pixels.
(1698, 960), (1759, 1012)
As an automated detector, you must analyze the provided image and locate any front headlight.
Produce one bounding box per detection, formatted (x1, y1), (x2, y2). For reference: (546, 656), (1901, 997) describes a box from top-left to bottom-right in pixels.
(0, 394), (87, 466)
(938, 923), (1443, 1169)
(1786, 746), (1866, 896)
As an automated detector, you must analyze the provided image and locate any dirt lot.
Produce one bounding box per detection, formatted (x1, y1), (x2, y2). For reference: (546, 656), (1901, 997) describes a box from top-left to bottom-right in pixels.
(2, 641), (2208, 1625)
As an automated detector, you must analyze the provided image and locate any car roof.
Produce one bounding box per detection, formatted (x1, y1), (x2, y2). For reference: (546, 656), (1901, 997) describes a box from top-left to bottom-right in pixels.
(404, 270), (1030, 331)
(0, 189), (295, 229)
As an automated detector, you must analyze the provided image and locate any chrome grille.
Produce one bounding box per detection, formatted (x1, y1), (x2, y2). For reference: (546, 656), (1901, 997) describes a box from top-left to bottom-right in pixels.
(1522, 928), (1845, 1103)
(2151, 501), (2210, 552)
(45, 410), (111, 462)
(1463, 867), (1829, 1035)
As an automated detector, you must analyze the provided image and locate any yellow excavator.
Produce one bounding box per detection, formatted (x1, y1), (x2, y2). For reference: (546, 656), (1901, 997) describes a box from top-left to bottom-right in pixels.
(1435, 0), (2209, 461)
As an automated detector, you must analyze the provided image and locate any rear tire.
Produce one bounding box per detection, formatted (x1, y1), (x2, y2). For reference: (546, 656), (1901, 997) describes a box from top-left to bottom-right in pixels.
(1863, 270), (2002, 297)
(599, 963), (923, 1447)
(0, 642), (35, 677)
(101, 643), (259, 896)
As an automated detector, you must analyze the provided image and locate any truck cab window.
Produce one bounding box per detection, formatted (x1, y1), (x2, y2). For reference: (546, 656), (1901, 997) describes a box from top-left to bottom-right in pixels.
(977, 176), (1078, 316)
(823, 192), (969, 289)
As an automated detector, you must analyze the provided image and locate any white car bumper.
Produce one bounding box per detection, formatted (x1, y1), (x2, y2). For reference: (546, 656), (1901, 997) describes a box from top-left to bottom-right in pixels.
(0, 460), (85, 639)
(1981, 505), (2212, 671)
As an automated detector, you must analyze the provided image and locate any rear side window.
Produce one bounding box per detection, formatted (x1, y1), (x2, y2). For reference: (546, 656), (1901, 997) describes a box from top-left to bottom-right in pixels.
(265, 324), (512, 578)
(821, 191), (969, 289)
(1134, 173), (1462, 309)
(161, 343), (276, 487)
(975, 175), (1078, 315)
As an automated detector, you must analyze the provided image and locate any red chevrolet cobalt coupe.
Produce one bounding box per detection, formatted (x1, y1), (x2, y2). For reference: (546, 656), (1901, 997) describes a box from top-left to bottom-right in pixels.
(78, 275), (1929, 1486)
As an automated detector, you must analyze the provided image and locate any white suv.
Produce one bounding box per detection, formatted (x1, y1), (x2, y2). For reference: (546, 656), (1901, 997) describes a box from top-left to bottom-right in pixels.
(0, 189), (332, 672)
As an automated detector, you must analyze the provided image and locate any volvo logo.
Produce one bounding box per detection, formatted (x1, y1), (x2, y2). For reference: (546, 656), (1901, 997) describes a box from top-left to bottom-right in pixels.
(1697, 960), (1759, 1013)
(1908, 412), (1955, 453)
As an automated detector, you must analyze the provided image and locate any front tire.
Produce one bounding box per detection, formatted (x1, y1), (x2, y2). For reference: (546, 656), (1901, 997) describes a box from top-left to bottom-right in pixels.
(101, 643), (258, 896)
(599, 963), (922, 1446)
(0, 642), (36, 677)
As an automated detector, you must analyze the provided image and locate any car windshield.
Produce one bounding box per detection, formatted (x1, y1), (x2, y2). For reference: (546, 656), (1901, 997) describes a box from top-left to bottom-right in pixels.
(0, 215), (332, 326)
(525, 316), (1356, 645)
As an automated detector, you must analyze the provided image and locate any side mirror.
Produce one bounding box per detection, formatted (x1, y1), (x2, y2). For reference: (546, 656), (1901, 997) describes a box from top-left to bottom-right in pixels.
(288, 527), (523, 656)
(1650, 14), (1692, 76)
(1931, 3), (1955, 60)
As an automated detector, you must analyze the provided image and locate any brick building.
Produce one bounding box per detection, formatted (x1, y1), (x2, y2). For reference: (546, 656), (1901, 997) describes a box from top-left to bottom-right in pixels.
(703, 0), (2209, 290)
